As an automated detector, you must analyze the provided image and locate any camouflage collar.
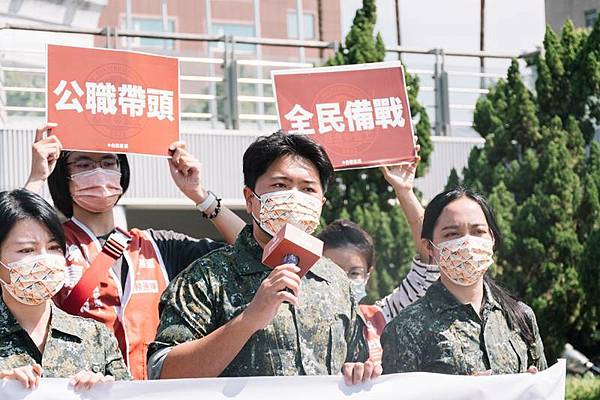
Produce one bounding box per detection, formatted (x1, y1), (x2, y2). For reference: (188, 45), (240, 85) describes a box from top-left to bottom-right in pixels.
(0, 297), (83, 339)
(232, 225), (273, 276)
(48, 302), (87, 339)
(0, 295), (21, 337)
(232, 224), (330, 282)
(426, 280), (503, 314)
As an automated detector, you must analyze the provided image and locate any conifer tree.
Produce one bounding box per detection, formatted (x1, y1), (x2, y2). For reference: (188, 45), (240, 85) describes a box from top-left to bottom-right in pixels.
(321, 0), (432, 301)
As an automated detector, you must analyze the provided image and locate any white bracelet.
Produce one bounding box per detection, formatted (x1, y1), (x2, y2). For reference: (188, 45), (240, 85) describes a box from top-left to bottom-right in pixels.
(195, 191), (217, 212)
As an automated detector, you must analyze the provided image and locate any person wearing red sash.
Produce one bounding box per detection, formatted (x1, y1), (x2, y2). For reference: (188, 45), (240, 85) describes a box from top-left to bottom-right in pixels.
(24, 123), (246, 380)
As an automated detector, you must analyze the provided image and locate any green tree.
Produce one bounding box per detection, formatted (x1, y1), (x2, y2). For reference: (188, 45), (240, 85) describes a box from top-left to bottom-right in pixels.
(455, 19), (600, 361)
(321, 0), (432, 302)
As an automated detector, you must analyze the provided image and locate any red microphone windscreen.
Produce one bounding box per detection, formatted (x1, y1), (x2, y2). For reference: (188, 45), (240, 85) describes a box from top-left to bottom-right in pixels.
(262, 223), (323, 278)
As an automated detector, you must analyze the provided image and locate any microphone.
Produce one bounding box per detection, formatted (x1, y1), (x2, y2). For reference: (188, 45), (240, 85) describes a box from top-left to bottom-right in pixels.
(563, 343), (600, 375)
(262, 223), (323, 277)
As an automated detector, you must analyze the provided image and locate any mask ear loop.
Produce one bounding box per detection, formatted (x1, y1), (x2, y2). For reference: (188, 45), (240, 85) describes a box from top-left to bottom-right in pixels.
(427, 239), (439, 265)
(249, 190), (275, 240)
(0, 260), (12, 287)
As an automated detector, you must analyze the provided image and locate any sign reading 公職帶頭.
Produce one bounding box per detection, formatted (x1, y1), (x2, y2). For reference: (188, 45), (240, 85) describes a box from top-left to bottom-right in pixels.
(46, 44), (179, 157)
(272, 62), (415, 170)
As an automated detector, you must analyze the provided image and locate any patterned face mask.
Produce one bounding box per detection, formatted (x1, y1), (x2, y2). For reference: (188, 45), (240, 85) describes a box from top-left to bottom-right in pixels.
(252, 189), (322, 237)
(433, 235), (494, 286)
(0, 254), (67, 305)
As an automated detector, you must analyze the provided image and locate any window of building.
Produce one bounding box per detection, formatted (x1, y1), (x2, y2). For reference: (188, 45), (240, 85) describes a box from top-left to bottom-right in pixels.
(585, 9), (598, 28)
(122, 16), (176, 49)
(287, 12), (316, 40)
(211, 23), (256, 52)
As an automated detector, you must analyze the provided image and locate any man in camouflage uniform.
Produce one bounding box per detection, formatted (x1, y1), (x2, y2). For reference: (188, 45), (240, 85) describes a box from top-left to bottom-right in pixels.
(0, 299), (130, 379)
(381, 280), (547, 375)
(148, 133), (377, 384)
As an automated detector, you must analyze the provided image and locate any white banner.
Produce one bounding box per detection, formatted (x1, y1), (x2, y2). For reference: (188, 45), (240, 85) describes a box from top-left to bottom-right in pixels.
(1, 360), (566, 400)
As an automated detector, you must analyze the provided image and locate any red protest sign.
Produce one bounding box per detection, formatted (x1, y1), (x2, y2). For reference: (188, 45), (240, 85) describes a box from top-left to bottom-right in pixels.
(47, 44), (179, 157)
(272, 62), (416, 170)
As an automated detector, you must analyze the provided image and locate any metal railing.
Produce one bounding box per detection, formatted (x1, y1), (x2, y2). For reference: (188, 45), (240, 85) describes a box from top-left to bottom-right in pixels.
(0, 22), (538, 135)
(0, 127), (484, 205)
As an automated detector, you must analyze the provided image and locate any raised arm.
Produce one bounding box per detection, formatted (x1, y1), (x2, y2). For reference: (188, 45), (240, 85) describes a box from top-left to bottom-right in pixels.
(168, 142), (246, 245)
(380, 151), (427, 261)
(23, 123), (62, 193)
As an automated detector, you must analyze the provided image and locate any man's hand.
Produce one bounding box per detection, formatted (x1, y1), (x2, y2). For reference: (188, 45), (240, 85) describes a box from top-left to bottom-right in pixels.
(342, 360), (382, 386)
(25, 123), (63, 192)
(242, 264), (301, 332)
(168, 141), (207, 204)
(0, 363), (43, 390)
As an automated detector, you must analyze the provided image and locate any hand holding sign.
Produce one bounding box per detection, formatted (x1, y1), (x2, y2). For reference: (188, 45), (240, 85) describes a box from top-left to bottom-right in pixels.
(272, 62), (416, 170)
(168, 142), (208, 204)
(380, 144), (420, 194)
(25, 123), (63, 193)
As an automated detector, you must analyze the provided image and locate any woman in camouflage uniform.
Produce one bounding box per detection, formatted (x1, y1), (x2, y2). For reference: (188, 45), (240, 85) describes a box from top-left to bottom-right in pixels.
(0, 189), (130, 391)
(381, 187), (547, 375)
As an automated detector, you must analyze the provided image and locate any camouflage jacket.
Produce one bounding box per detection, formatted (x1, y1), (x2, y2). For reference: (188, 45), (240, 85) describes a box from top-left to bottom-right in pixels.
(149, 225), (367, 377)
(0, 297), (130, 380)
(381, 280), (547, 375)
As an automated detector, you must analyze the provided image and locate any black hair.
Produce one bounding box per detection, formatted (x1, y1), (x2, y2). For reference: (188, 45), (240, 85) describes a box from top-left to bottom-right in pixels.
(0, 189), (66, 254)
(422, 186), (535, 346)
(243, 131), (333, 192)
(318, 219), (376, 269)
(47, 151), (130, 218)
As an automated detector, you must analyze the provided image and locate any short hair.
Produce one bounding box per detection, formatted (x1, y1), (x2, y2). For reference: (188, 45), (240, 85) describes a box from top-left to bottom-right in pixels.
(48, 151), (130, 218)
(242, 131), (334, 192)
(0, 189), (66, 254)
(318, 219), (376, 268)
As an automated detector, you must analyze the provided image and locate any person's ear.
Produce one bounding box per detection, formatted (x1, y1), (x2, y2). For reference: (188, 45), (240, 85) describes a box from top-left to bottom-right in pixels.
(366, 266), (374, 280)
(243, 187), (255, 215)
(321, 196), (326, 206)
(422, 238), (435, 259)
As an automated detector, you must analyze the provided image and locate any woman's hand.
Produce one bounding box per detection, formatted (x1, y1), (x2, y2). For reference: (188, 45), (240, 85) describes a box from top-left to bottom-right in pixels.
(342, 360), (382, 386)
(69, 370), (115, 391)
(25, 123), (63, 193)
(380, 145), (420, 195)
(0, 363), (43, 389)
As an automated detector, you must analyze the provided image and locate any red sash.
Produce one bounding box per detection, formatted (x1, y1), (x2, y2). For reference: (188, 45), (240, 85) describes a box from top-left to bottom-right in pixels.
(55, 218), (169, 380)
(359, 304), (387, 364)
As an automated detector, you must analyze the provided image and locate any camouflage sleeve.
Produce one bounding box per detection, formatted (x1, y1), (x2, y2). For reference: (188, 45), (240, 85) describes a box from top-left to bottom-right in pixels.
(97, 323), (131, 380)
(380, 318), (420, 374)
(148, 258), (216, 360)
(522, 304), (548, 370)
(345, 291), (369, 363)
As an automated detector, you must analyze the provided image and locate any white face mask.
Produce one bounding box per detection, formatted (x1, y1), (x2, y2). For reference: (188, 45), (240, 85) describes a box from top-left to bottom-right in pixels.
(351, 279), (367, 302)
(433, 235), (494, 287)
(0, 254), (67, 305)
(252, 189), (322, 237)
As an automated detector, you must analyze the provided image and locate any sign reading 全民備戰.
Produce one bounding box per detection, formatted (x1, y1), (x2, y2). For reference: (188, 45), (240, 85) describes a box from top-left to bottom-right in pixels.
(272, 62), (415, 170)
